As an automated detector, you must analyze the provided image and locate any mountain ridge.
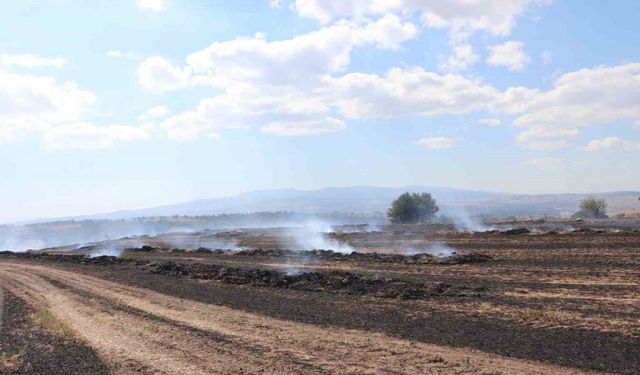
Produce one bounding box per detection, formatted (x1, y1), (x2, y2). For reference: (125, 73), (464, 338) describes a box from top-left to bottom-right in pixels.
(38, 186), (640, 222)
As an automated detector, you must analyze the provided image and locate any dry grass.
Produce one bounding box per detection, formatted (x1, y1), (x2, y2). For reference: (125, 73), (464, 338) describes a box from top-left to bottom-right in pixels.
(32, 308), (76, 338)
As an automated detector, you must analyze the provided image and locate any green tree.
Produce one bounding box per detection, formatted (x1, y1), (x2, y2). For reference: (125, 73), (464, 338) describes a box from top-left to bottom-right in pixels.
(387, 192), (439, 224)
(572, 197), (608, 219)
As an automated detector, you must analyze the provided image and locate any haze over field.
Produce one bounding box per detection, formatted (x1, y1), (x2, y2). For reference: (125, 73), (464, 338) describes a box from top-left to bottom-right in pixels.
(1, 0), (639, 222)
(48, 186), (640, 221)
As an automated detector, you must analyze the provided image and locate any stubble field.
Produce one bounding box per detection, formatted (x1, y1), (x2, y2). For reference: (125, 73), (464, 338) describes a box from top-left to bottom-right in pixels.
(0, 221), (638, 374)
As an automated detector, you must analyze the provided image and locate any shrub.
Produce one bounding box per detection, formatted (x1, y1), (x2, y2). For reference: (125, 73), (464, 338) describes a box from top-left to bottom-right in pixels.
(571, 197), (608, 219)
(387, 192), (439, 224)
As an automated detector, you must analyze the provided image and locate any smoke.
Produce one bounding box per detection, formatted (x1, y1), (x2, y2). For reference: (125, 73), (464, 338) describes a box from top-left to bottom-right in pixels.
(330, 224), (382, 233)
(0, 220), (165, 252)
(403, 242), (456, 257)
(283, 268), (307, 275)
(443, 207), (493, 232)
(287, 219), (354, 254)
(84, 239), (145, 258)
(0, 212), (386, 253)
(0, 238), (46, 252)
(166, 226), (197, 234)
(85, 233), (243, 257)
(558, 225), (576, 231)
(155, 233), (243, 251)
(282, 252), (315, 276)
(427, 242), (456, 256)
(367, 224), (383, 232)
(87, 245), (126, 258)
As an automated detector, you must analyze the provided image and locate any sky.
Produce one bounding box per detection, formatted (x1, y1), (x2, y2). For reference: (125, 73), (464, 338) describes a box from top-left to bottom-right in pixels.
(1, 0), (639, 221)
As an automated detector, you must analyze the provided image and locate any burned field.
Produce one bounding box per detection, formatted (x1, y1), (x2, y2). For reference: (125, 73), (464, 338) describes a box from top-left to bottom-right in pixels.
(0, 222), (639, 374)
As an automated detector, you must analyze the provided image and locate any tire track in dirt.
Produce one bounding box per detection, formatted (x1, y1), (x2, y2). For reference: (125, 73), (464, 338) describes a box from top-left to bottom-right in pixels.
(0, 263), (606, 375)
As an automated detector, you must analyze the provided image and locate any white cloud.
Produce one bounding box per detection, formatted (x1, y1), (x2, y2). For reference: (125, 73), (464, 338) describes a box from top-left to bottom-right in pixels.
(294, 0), (374, 24)
(183, 15), (416, 90)
(261, 117), (346, 136)
(0, 69), (97, 142)
(138, 105), (170, 121)
(541, 51), (552, 65)
(331, 67), (498, 118)
(159, 64), (500, 140)
(579, 136), (640, 152)
(487, 41), (530, 71)
(42, 122), (153, 149)
(136, 0), (165, 12)
(137, 56), (191, 93)
(159, 95), (252, 141)
(414, 136), (457, 149)
(504, 63), (640, 147)
(135, 16), (415, 103)
(439, 43), (479, 71)
(132, 10), (639, 149)
(421, 0), (551, 39)
(143, 17), (416, 139)
(294, 0), (550, 71)
(0, 61), (152, 149)
(362, 14), (417, 50)
(0, 54), (67, 69)
(294, 0), (550, 38)
(160, 86), (341, 140)
(478, 118), (501, 126)
(106, 50), (139, 60)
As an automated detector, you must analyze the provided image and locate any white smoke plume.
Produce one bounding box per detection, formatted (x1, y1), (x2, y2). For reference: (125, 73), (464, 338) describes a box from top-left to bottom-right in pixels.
(287, 219), (354, 254)
(87, 244), (127, 258)
(403, 242), (456, 257)
(427, 242), (456, 256)
(443, 207), (493, 232)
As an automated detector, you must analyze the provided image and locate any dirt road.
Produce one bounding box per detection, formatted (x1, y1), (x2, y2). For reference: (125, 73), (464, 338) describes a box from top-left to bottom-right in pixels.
(0, 262), (604, 375)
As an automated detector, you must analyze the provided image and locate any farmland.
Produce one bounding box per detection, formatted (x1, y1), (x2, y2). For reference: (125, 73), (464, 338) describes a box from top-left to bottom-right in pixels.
(0, 221), (638, 374)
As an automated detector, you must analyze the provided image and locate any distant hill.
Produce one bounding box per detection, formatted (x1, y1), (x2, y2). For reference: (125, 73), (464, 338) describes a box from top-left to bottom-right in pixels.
(3, 186), (639, 251)
(71, 186), (640, 220)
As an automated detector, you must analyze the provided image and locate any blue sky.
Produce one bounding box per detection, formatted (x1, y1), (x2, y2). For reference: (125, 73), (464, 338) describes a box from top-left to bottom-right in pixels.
(1, 0), (639, 221)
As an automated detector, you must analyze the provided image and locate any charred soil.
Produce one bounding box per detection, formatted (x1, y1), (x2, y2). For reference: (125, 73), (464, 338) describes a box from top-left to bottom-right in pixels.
(0, 225), (639, 374)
